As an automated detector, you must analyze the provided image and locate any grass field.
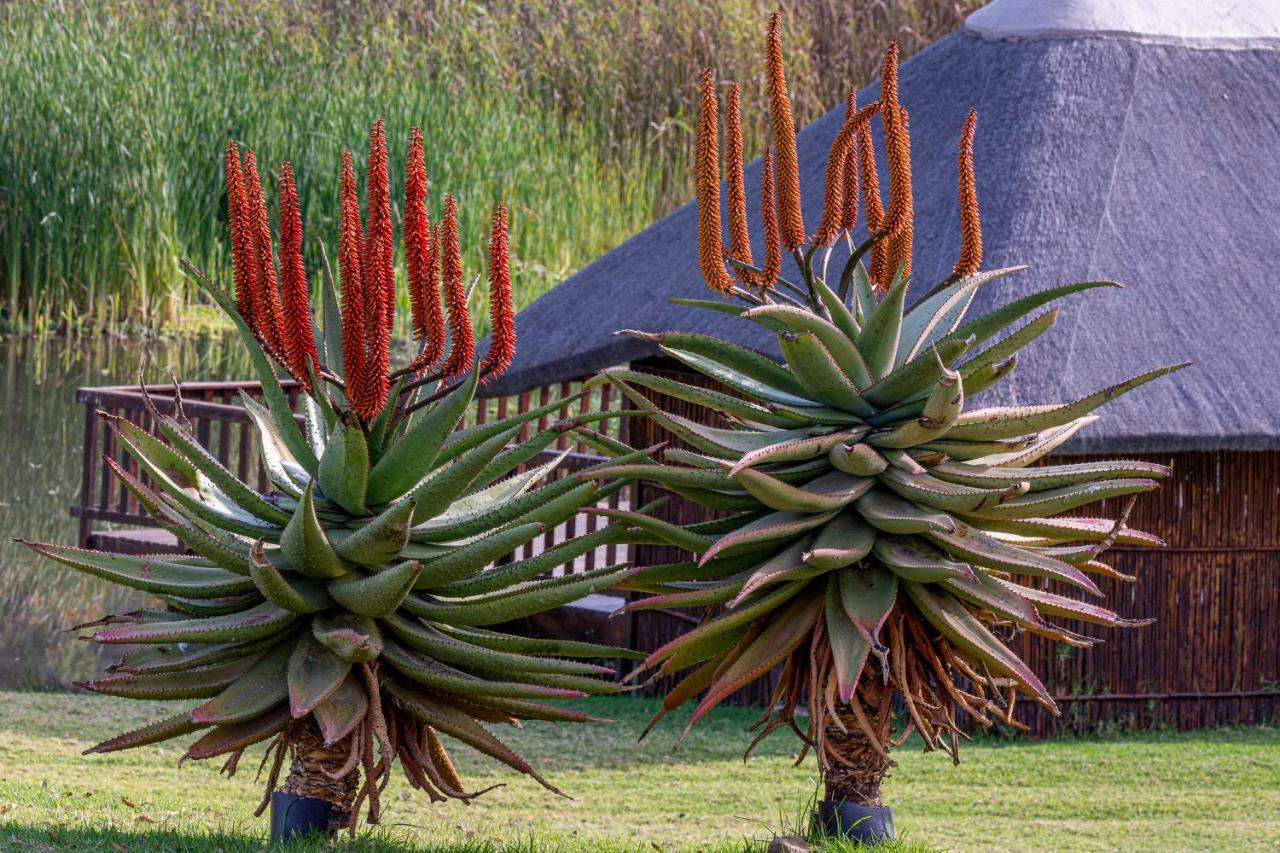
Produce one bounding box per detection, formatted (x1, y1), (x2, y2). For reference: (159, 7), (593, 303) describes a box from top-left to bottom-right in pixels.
(0, 692), (1276, 851)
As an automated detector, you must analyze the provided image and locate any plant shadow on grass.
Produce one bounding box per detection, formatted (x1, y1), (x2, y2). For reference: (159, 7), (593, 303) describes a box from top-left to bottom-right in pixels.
(487, 695), (812, 776)
(0, 824), (673, 853)
(3, 824), (933, 853)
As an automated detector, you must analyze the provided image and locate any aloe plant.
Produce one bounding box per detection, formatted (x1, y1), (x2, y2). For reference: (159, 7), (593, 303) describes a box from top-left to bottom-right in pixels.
(590, 18), (1187, 809)
(21, 123), (641, 829)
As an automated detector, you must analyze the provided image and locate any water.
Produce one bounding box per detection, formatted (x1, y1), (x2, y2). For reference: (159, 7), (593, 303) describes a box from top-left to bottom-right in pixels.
(0, 334), (252, 688)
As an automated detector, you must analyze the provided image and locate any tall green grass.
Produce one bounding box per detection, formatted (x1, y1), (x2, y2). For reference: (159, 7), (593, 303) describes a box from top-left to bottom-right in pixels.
(0, 1), (976, 332)
(0, 5), (667, 331)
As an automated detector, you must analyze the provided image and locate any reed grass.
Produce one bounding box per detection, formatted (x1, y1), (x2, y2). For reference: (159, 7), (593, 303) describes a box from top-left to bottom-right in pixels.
(0, 0), (975, 332)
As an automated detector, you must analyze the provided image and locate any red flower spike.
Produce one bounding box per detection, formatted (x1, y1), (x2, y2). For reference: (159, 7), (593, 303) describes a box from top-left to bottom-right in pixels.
(360, 120), (392, 417)
(224, 141), (258, 331)
(404, 130), (432, 338)
(277, 162), (318, 390)
(405, 128), (445, 376)
(338, 150), (368, 416)
(439, 195), (474, 379)
(243, 150), (288, 359)
(404, 221), (445, 378)
(481, 203), (515, 383)
(438, 197), (475, 378)
(952, 108), (983, 279)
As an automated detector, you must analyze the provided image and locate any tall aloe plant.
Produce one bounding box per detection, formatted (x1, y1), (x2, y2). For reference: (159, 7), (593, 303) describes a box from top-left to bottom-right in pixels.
(21, 122), (641, 829)
(590, 16), (1187, 808)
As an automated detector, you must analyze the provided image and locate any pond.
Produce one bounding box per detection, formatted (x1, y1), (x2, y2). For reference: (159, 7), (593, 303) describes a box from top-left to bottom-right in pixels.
(0, 334), (253, 688)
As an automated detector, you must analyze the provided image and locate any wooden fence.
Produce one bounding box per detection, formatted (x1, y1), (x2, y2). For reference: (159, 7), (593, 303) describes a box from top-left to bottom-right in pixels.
(73, 377), (637, 647)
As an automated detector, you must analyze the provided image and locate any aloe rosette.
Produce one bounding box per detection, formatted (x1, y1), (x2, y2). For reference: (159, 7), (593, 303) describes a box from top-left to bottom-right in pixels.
(590, 20), (1187, 804)
(22, 123), (641, 827)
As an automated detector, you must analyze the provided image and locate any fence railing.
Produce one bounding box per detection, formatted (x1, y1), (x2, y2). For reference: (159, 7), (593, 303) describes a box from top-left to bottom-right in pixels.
(73, 377), (634, 580)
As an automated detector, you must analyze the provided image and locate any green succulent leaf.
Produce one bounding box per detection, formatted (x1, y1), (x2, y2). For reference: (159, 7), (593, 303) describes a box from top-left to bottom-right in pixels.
(611, 244), (1174, 763)
(312, 611), (384, 663)
(327, 560), (422, 618)
(367, 368), (479, 505)
(248, 541), (334, 613)
(317, 414), (370, 515)
(20, 542), (254, 598)
(188, 642), (292, 724)
(334, 498), (415, 565)
(279, 482), (346, 578)
(287, 632), (353, 718)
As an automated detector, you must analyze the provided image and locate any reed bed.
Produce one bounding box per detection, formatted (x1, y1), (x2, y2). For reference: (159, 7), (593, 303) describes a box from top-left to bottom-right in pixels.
(0, 0), (975, 332)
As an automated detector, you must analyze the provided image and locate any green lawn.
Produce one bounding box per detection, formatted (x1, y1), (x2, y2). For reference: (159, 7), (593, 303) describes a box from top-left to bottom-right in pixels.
(0, 691), (1276, 851)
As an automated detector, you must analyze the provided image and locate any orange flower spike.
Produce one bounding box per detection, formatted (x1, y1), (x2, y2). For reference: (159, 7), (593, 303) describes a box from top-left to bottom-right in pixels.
(481, 203), (515, 383)
(439, 194), (475, 379)
(725, 82), (753, 269)
(811, 88), (859, 248)
(277, 161), (318, 389)
(840, 136), (859, 236)
(886, 104), (914, 283)
(224, 141), (257, 331)
(952, 107), (983, 279)
(757, 150), (782, 290)
(858, 121), (889, 288)
(839, 94), (861, 236)
(695, 68), (733, 295)
(880, 43), (914, 246)
(361, 120), (392, 416)
(766, 12), (804, 251)
(243, 149), (288, 358)
(337, 150), (368, 415)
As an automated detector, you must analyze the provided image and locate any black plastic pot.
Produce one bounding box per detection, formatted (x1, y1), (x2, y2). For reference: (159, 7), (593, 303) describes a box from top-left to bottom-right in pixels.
(269, 791), (334, 843)
(813, 799), (895, 842)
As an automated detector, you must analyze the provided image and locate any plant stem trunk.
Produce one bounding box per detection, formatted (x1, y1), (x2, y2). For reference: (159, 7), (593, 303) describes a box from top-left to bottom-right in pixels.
(822, 679), (892, 807)
(281, 720), (358, 831)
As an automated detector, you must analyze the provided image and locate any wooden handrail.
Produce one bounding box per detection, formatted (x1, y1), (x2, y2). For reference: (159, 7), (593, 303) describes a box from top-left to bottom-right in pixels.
(71, 377), (632, 553)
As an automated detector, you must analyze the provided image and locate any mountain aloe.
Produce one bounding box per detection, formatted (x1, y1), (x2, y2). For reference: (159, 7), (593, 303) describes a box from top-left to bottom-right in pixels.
(22, 122), (640, 829)
(592, 16), (1187, 810)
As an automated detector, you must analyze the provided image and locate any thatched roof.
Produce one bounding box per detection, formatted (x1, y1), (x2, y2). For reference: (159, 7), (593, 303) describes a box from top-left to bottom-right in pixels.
(483, 0), (1280, 452)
